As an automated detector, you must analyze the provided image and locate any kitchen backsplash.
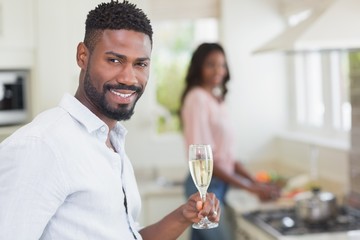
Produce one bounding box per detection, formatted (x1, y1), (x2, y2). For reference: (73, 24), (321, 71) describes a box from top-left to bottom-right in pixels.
(349, 52), (360, 208)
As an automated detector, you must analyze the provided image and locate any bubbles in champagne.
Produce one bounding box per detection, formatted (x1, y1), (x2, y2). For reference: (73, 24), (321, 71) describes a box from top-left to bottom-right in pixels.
(189, 159), (213, 192)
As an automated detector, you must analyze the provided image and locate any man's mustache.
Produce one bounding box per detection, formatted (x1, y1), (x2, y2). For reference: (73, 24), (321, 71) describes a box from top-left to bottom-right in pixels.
(105, 84), (142, 93)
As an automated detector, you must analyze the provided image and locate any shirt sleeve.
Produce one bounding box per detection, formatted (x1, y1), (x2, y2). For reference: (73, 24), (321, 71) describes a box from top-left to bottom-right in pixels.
(0, 137), (68, 240)
(181, 89), (215, 148)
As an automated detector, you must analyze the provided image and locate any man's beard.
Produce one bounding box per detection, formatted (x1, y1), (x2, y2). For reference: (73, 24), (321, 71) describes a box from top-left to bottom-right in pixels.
(84, 70), (143, 121)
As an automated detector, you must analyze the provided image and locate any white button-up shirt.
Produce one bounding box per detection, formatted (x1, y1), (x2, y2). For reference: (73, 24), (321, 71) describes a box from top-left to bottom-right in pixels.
(0, 93), (142, 240)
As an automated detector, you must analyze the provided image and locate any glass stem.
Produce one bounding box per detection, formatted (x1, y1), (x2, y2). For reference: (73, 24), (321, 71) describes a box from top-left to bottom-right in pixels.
(200, 192), (206, 203)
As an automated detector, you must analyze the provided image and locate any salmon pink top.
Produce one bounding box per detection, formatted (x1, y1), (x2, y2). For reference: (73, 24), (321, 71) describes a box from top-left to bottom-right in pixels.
(181, 87), (235, 174)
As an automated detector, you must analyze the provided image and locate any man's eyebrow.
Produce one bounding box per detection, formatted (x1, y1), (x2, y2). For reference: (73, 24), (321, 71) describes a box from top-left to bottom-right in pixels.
(105, 51), (150, 62)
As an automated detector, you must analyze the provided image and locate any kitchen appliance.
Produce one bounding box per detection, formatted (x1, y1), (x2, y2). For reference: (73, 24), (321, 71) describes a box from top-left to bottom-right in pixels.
(0, 70), (30, 126)
(242, 206), (360, 239)
(294, 187), (337, 223)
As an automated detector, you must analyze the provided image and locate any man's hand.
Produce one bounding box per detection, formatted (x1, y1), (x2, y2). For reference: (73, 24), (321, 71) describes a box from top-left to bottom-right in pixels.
(181, 192), (220, 224)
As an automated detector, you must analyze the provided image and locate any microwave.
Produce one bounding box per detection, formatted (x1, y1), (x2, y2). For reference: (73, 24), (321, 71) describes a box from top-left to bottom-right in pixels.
(0, 70), (30, 126)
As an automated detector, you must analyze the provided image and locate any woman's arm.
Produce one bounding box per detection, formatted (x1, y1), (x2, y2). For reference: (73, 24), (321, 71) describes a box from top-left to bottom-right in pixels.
(212, 161), (254, 192)
(234, 161), (256, 183)
(213, 161), (276, 201)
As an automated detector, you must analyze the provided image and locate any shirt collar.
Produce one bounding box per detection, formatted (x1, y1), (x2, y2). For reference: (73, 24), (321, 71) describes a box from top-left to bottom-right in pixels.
(58, 93), (128, 136)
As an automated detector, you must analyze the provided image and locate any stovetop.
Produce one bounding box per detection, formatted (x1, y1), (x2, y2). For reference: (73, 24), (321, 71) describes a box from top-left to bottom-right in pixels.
(243, 206), (360, 237)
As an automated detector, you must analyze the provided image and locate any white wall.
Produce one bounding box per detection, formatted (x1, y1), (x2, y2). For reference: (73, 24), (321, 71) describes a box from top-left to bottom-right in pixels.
(275, 135), (350, 196)
(219, 0), (287, 162)
(34, 0), (104, 114)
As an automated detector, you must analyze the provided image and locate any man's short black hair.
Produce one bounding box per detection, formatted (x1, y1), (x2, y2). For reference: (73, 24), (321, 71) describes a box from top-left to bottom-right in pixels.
(84, 0), (153, 51)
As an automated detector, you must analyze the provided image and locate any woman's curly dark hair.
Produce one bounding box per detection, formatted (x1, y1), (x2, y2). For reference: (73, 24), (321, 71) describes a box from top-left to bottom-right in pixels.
(84, 0), (153, 51)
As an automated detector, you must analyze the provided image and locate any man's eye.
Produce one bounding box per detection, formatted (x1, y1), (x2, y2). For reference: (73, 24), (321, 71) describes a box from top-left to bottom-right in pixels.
(137, 62), (148, 68)
(109, 58), (120, 63)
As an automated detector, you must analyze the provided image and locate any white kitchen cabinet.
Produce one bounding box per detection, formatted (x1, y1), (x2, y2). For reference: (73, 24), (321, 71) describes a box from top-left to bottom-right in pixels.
(139, 183), (190, 240)
(0, 0), (34, 49)
(0, 0), (34, 68)
(235, 216), (275, 240)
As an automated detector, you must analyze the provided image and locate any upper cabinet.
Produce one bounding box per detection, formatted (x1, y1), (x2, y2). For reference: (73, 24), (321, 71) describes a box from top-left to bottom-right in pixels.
(0, 0), (35, 68)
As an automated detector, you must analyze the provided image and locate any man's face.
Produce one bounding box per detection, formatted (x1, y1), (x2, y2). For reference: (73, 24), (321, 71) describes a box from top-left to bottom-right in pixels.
(81, 30), (151, 121)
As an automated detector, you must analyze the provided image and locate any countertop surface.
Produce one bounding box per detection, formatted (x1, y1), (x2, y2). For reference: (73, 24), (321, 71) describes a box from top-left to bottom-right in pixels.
(226, 187), (293, 213)
(226, 188), (360, 240)
(137, 178), (185, 198)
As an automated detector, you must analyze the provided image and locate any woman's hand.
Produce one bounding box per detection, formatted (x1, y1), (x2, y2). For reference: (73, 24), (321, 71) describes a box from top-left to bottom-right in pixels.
(251, 183), (280, 202)
(181, 192), (221, 224)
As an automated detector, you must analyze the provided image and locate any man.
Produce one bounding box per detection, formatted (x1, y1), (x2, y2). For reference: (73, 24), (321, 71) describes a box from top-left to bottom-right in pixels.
(0, 1), (220, 239)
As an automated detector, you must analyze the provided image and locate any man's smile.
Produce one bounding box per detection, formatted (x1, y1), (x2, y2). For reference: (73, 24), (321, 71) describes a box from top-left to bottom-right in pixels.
(108, 89), (137, 104)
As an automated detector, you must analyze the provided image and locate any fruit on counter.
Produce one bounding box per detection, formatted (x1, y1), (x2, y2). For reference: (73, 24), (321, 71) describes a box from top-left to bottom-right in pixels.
(255, 170), (271, 183)
(255, 170), (283, 182)
(283, 174), (310, 191)
(282, 188), (305, 198)
(304, 181), (321, 191)
(280, 174), (321, 199)
(255, 170), (287, 188)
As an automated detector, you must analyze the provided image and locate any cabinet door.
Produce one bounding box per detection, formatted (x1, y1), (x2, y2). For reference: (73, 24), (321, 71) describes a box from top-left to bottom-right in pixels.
(0, 0), (34, 68)
(0, 0), (34, 49)
(143, 194), (190, 240)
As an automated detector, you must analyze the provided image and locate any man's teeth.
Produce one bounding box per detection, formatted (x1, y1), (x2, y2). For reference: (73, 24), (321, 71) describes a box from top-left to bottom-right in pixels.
(110, 90), (132, 98)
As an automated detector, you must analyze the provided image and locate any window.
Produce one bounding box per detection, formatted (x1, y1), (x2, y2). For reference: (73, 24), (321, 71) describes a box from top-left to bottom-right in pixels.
(146, 0), (220, 134)
(152, 19), (218, 133)
(290, 51), (351, 138)
(288, 10), (351, 141)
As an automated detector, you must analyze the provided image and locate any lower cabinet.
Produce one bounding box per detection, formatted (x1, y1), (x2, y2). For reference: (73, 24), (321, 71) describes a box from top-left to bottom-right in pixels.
(235, 216), (274, 240)
(140, 185), (190, 240)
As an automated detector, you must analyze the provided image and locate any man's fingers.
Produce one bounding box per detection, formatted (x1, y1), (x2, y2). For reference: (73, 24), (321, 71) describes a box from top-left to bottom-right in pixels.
(196, 201), (203, 211)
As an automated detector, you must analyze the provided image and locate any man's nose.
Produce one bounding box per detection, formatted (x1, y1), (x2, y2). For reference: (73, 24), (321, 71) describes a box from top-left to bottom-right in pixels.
(116, 63), (137, 85)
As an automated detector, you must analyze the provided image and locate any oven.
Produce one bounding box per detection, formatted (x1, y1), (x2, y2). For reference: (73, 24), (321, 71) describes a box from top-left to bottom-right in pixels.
(0, 70), (30, 126)
(241, 206), (360, 240)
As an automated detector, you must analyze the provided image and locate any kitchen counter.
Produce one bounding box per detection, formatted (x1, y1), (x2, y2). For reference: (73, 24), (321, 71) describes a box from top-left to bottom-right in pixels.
(138, 180), (184, 197)
(227, 187), (295, 213)
(226, 188), (360, 240)
(226, 188), (291, 240)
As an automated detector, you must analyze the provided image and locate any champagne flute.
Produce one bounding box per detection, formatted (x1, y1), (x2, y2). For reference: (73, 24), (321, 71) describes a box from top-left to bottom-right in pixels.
(188, 144), (218, 229)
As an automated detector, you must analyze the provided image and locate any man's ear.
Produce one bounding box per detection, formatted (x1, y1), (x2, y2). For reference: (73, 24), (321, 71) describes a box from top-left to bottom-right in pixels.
(76, 42), (88, 69)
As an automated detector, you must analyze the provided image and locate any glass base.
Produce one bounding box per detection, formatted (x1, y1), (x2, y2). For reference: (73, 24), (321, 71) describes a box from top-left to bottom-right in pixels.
(192, 217), (219, 229)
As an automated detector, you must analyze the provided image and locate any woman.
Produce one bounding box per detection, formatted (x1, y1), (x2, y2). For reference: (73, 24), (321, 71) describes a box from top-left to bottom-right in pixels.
(180, 43), (278, 240)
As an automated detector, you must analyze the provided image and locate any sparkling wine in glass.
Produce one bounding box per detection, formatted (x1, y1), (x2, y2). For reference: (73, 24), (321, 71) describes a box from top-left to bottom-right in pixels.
(188, 144), (218, 229)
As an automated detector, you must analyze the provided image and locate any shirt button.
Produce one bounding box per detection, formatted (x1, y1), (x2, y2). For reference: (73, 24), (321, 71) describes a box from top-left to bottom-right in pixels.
(100, 126), (106, 132)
